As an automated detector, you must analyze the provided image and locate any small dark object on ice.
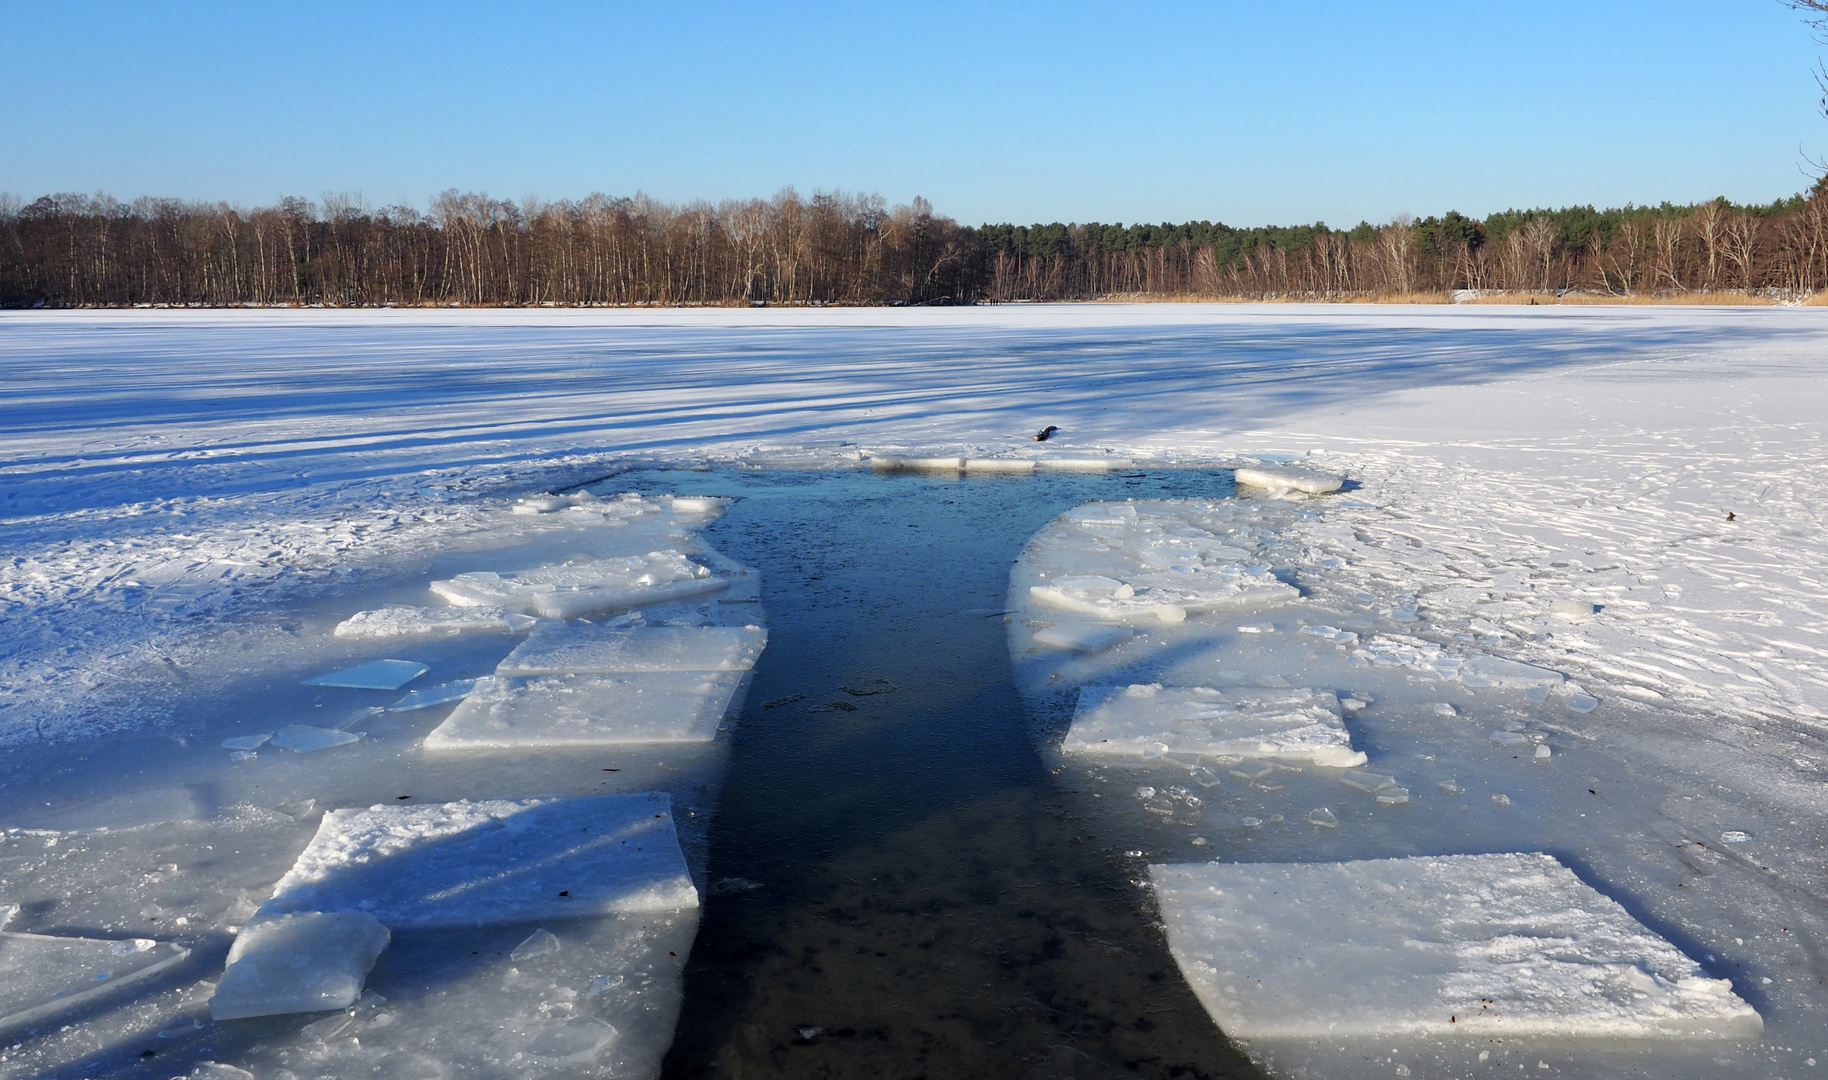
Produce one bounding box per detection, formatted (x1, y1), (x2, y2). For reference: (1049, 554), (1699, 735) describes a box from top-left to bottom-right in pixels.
(1726, 511), (1736, 521)
(1034, 425), (1059, 442)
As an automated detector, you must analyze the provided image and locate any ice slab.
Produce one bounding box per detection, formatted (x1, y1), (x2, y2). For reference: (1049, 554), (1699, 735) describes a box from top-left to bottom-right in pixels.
(425, 671), (744, 749)
(271, 725), (364, 753)
(0, 932), (190, 1030)
(1151, 852), (1762, 1041)
(1233, 465), (1345, 494)
(210, 911), (390, 1020)
(964, 458), (1035, 473)
(498, 623), (767, 675)
(254, 794), (698, 929)
(430, 551), (726, 620)
(302, 659), (429, 690)
(1063, 684), (1367, 768)
(221, 733), (271, 751)
(1460, 654), (1565, 689)
(1034, 457), (1133, 471)
(389, 678), (483, 711)
(332, 605), (520, 639)
(1032, 622), (1133, 654)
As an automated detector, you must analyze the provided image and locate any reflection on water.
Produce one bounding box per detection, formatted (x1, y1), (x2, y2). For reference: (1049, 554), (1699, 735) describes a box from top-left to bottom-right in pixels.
(596, 468), (1263, 1080)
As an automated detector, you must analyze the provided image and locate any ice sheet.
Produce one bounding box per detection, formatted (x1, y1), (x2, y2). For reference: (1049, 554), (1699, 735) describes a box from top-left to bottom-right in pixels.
(424, 671), (744, 749)
(388, 678), (483, 711)
(301, 659), (429, 690)
(1151, 852), (1762, 1041)
(430, 551), (726, 619)
(270, 724), (364, 753)
(210, 911), (390, 1019)
(332, 605), (521, 639)
(497, 623), (767, 675)
(255, 794), (699, 929)
(1063, 684), (1367, 767)
(0, 932), (190, 1030)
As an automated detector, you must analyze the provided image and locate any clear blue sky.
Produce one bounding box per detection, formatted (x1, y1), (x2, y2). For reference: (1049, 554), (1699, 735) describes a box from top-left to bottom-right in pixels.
(5, 1), (1823, 227)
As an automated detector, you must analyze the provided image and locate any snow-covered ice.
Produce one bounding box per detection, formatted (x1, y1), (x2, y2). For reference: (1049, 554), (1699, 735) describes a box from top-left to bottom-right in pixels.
(497, 622), (767, 675)
(430, 551), (726, 619)
(1031, 621), (1134, 653)
(1151, 852), (1761, 1040)
(1231, 464), (1345, 494)
(254, 795), (699, 928)
(1062, 684), (1366, 767)
(333, 605), (525, 639)
(425, 670), (746, 749)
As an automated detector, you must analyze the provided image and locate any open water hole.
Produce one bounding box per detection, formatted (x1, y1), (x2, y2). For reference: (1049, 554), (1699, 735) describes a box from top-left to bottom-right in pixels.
(595, 467), (1264, 1080)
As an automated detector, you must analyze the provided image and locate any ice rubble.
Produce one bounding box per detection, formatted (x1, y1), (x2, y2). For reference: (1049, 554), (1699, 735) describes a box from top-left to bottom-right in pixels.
(0, 932), (190, 1029)
(302, 658), (429, 690)
(1232, 464), (1345, 495)
(1150, 853), (1762, 1041)
(1022, 501), (1299, 623)
(253, 795), (698, 928)
(430, 551), (727, 619)
(1063, 684), (1367, 768)
(332, 605), (525, 639)
(425, 670), (745, 749)
(498, 622), (767, 675)
(211, 911), (390, 1019)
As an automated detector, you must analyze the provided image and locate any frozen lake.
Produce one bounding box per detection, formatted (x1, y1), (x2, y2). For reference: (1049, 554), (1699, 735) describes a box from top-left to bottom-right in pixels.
(2, 306), (1826, 1079)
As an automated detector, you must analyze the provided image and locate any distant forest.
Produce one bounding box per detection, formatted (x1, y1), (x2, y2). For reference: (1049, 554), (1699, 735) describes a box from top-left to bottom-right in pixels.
(4, 186), (1826, 307)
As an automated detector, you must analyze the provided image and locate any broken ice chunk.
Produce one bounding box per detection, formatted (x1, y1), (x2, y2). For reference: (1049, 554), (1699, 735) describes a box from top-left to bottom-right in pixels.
(333, 606), (517, 640)
(1191, 766), (1223, 788)
(1340, 771), (1397, 794)
(210, 911), (390, 1020)
(255, 795), (697, 929)
(1432, 703), (1457, 717)
(1341, 696), (1370, 712)
(425, 671), (744, 749)
(430, 552), (727, 619)
(498, 623), (767, 675)
(302, 659), (429, 690)
(1148, 852), (1763, 1040)
(389, 678), (483, 712)
(1490, 730), (1529, 746)
(1568, 692), (1601, 713)
(1551, 599), (1599, 620)
(526, 1016), (621, 1065)
(1535, 744), (1553, 760)
(1720, 830), (1750, 845)
(1492, 793), (1512, 806)
(1304, 807), (1339, 828)
(1438, 780), (1462, 796)
(270, 725), (364, 754)
(510, 928), (561, 962)
(1233, 466), (1345, 495)
(1229, 761), (1274, 782)
(1064, 686), (1367, 768)
(1376, 787), (1410, 805)
(965, 458), (1036, 473)
(1033, 622), (1133, 654)
(221, 734), (271, 751)
(0, 932), (190, 1030)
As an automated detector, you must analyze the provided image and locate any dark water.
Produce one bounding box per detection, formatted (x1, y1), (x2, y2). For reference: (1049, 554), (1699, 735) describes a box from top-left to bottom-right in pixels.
(595, 468), (1262, 1080)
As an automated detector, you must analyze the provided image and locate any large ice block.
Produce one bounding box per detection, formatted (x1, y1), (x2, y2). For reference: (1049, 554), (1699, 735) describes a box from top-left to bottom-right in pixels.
(1150, 852), (1762, 1041)
(497, 623), (766, 675)
(332, 605), (521, 639)
(210, 911), (390, 1019)
(1031, 569), (1297, 622)
(430, 551), (727, 619)
(1232, 465), (1345, 494)
(254, 794), (698, 930)
(1064, 684), (1367, 767)
(425, 670), (744, 750)
(0, 932), (190, 1030)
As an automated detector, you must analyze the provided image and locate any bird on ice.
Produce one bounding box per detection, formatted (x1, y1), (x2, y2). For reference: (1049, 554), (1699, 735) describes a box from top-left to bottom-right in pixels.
(1033, 425), (1059, 442)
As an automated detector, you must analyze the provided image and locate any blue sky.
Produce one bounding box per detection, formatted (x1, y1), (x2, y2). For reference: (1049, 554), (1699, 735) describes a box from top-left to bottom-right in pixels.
(4, 1), (1822, 226)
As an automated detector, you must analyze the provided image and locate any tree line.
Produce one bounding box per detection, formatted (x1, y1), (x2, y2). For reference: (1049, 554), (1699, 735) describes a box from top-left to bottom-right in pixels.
(5, 186), (1827, 307)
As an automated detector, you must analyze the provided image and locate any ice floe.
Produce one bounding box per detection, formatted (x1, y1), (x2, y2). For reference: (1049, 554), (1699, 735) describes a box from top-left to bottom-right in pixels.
(1062, 684), (1367, 768)
(497, 622), (767, 675)
(302, 659), (429, 690)
(211, 911), (390, 1019)
(1151, 852), (1762, 1041)
(430, 551), (726, 620)
(424, 671), (745, 749)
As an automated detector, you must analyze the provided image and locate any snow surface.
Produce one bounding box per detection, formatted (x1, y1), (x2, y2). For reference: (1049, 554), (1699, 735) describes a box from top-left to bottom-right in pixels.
(6, 304), (1828, 1077)
(1151, 852), (1761, 1040)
